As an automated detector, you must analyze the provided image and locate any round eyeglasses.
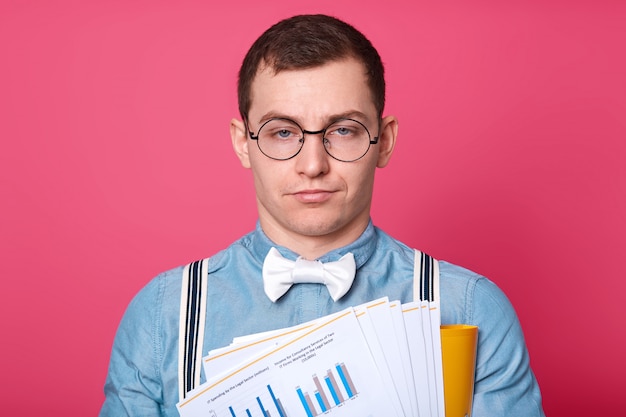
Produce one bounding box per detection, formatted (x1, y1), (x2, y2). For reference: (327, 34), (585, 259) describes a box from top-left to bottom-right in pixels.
(247, 118), (379, 162)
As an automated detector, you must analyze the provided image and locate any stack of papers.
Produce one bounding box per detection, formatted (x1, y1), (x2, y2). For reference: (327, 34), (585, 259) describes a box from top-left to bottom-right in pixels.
(177, 297), (445, 417)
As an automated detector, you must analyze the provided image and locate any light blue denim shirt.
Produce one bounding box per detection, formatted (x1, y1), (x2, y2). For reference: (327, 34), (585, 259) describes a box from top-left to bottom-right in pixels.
(100, 221), (544, 416)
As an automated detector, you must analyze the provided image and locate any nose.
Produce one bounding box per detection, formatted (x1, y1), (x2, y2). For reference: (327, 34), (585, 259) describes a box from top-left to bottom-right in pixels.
(294, 131), (330, 177)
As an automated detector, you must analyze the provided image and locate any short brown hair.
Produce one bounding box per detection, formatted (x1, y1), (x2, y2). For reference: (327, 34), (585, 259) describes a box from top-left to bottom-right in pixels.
(237, 14), (385, 119)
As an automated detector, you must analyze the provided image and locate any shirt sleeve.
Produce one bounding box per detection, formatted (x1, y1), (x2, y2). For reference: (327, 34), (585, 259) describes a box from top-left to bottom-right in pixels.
(99, 276), (166, 417)
(469, 277), (545, 417)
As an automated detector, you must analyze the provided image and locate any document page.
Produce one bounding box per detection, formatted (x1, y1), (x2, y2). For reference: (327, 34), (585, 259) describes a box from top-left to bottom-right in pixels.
(178, 309), (401, 417)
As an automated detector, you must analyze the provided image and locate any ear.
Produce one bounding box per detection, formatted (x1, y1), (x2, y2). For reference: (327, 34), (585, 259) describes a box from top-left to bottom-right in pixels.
(230, 118), (251, 169)
(376, 115), (398, 168)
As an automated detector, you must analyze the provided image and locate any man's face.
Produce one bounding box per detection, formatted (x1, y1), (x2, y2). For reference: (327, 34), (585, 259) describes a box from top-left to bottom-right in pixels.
(231, 58), (396, 256)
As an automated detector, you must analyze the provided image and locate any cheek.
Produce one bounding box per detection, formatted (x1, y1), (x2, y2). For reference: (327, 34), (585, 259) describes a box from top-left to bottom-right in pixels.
(343, 167), (376, 198)
(250, 160), (286, 193)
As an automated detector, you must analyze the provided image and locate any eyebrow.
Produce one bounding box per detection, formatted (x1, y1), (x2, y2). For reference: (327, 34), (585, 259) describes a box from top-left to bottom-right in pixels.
(255, 110), (373, 126)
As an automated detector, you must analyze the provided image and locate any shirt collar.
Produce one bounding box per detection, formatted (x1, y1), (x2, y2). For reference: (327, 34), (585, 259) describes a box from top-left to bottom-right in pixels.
(247, 220), (378, 269)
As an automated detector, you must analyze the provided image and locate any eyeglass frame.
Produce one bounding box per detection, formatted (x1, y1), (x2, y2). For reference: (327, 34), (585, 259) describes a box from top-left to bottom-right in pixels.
(246, 117), (380, 162)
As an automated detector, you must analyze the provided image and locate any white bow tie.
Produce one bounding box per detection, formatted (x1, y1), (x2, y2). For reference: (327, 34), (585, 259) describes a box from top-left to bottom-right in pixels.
(262, 247), (356, 302)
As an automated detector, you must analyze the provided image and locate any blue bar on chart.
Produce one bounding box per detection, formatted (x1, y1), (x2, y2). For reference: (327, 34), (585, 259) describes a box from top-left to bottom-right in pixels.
(295, 362), (358, 416)
(336, 363), (356, 398)
(296, 387), (314, 417)
(314, 391), (327, 413)
(226, 384), (288, 417)
(324, 369), (344, 406)
(313, 374), (330, 411)
(255, 396), (268, 417)
(267, 384), (287, 417)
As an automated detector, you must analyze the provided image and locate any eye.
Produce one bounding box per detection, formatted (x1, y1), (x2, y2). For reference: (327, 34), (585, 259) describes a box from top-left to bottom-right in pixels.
(335, 127), (352, 136)
(271, 127), (301, 140)
(327, 125), (354, 137)
(277, 129), (293, 138)
(261, 119), (302, 141)
(327, 120), (364, 138)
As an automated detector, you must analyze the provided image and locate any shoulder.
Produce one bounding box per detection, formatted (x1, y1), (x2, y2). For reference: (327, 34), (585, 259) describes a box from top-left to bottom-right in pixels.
(129, 230), (256, 298)
(438, 260), (517, 326)
(205, 229), (261, 272)
(121, 265), (186, 327)
(439, 261), (506, 302)
(126, 229), (258, 313)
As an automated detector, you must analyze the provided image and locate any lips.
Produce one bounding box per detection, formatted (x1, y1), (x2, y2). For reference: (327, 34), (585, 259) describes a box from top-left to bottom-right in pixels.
(291, 189), (335, 203)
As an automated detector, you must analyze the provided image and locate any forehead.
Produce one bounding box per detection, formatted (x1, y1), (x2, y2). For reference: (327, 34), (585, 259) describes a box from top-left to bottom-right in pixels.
(248, 58), (377, 124)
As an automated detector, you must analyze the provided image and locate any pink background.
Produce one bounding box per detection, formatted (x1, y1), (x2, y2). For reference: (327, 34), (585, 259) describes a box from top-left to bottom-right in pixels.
(1, 1), (625, 415)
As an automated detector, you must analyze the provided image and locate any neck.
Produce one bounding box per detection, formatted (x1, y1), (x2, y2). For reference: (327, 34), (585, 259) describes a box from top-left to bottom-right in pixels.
(259, 218), (369, 260)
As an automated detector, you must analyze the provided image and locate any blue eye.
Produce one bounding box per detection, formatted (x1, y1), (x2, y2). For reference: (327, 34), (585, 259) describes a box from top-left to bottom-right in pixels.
(328, 123), (359, 138)
(277, 129), (292, 138)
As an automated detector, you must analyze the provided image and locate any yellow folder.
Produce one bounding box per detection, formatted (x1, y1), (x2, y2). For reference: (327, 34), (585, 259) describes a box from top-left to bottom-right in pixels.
(441, 325), (478, 417)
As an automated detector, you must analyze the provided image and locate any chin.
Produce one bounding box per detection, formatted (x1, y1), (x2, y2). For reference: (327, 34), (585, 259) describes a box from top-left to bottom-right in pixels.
(287, 217), (349, 238)
(292, 224), (336, 237)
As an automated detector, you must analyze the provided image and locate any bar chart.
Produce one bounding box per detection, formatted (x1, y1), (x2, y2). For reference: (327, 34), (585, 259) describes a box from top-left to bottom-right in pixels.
(223, 384), (289, 417)
(295, 363), (358, 417)
(178, 306), (405, 417)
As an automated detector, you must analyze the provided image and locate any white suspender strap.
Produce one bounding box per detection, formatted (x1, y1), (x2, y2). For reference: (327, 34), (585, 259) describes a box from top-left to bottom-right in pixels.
(413, 249), (440, 302)
(178, 258), (209, 401)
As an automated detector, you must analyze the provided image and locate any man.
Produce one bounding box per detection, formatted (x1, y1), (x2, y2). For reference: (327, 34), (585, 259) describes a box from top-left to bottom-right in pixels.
(100, 14), (544, 417)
